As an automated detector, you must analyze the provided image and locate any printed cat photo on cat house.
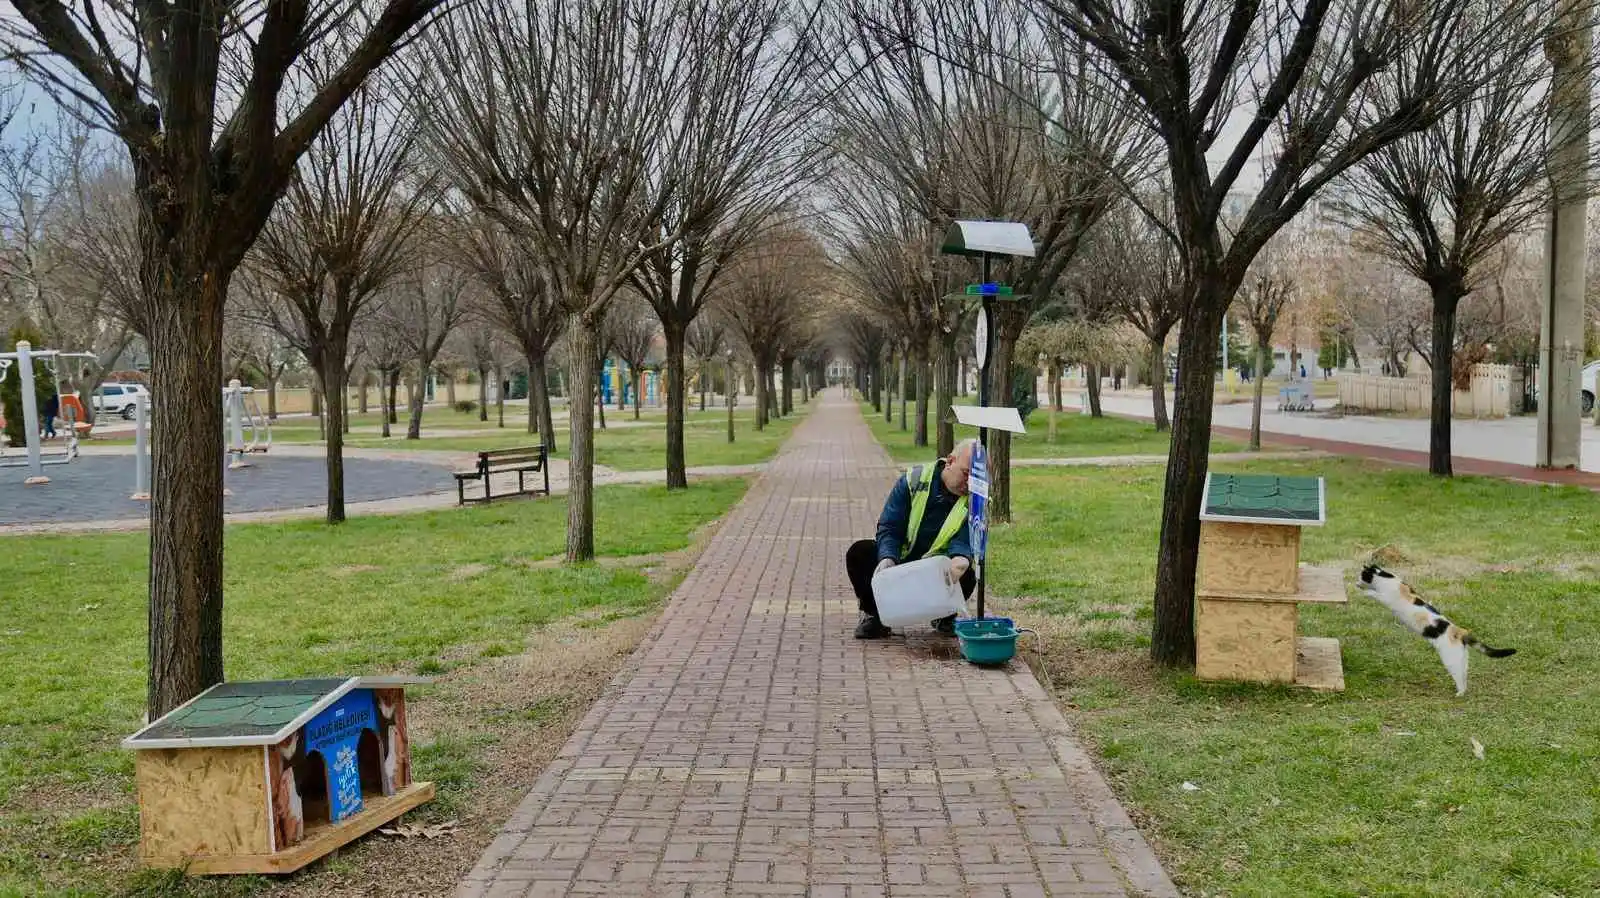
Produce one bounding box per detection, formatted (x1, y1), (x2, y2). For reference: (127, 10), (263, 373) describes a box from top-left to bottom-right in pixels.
(122, 677), (432, 874)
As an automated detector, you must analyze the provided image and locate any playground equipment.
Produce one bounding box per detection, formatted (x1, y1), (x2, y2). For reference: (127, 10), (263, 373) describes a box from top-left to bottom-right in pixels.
(0, 341), (97, 485)
(1277, 379), (1316, 412)
(130, 379), (272, 500)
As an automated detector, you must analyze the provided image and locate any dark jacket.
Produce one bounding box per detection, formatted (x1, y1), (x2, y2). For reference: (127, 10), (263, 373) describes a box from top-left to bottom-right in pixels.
(42, 395), (59, 417)
(874, 460), (973, 563)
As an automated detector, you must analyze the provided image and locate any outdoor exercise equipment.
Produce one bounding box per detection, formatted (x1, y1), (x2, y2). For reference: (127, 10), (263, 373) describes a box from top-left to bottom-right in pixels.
(1193, 473), (1346, 691)
(129, 379), (273, 500)
(0, 341), (96, 485)
(224, 379), (273, 467)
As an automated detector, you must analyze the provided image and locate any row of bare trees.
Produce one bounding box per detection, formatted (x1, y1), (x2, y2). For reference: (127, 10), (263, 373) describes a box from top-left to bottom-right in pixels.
(829, 0), (1565, 671)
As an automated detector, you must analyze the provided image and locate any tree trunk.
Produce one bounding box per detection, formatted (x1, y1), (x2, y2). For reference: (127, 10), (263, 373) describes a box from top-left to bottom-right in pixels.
(935, 336), (955, 458)
(478, 365), (489, 422)
(781, 356), (795, 416)
(665, 324), (689, 489)
(959, 355), (968, 397)
(266, 376), (279, 420)
(596, 376), (607, 429)
(445, 372), (457, 406)
(632, 371), (643, 420)
(311, 379), (324, 439)
(495, 361), (506, 429)
(986, 304), (1029, 523)
(1151, 295), (1228, 669)
(1251, 343), (1268, 451)
(1429, 294), (1458, 477)
(566, 320), (599, 561)
(616, 361), (626, 411)
(913, 346), (930, 448)
(358, 372), (370, 416)
(533, 355), (555, 451)
(386, 370), (400, 435)
(407, 353), (427, 440)
(144, 260), (228, 719)
(1087, 365), (1103, 417)
(320, 341), (351, 523)
(1049, 363), (1063, 412)
(754, 358), (769, 430)
(1150, 338), (1170, 431)
(897, 350), (908, 431)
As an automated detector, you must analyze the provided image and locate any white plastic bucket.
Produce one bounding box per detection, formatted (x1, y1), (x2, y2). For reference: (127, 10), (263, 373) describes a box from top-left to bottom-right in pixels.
(871, 555), (966, 628)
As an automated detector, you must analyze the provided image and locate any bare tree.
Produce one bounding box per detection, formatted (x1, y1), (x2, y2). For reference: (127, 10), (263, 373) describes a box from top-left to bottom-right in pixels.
(686, 314), (728, 411)
(1037, 0), (1552, 667)
(446, 210), (564, 446)
(1236, 257), (1297, 450)
(385, 255), (468, 438)
(250, 69), (431, 522)
(718, 228), (825, 429)
(3, 0), (450, 717)
(835, 0), (1146, 514)
(610, 297), (660, 420)
(1334, 34), (1556, 476)
(1090, 200), (1186, 430)
(630, 0), (825, 488)
(421, 0), (695, 561)
(358, 308), (412, 438)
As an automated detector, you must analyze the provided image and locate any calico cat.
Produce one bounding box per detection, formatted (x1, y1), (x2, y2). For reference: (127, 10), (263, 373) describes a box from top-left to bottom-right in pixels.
(1358, 565), (1515, 695)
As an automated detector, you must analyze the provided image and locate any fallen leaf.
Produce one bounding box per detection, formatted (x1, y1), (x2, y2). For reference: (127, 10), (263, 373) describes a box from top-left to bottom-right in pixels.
(1180, 781), (1201, 792)
(380, 820), (459, 840)
(78, 604), (100, 613)
(1, 629), (21, 638)
(1470, 737), (1485, 760)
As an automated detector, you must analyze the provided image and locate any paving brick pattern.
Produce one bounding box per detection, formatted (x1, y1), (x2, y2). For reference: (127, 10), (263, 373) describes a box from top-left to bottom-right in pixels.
(459, 396), (1176, 897)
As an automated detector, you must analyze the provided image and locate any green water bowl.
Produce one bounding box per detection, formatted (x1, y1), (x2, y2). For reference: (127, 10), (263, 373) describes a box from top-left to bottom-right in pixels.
(954, 617), (1032, 666)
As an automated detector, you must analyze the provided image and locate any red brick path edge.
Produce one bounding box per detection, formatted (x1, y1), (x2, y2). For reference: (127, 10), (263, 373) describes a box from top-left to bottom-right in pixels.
(457, 395), (1178, 897)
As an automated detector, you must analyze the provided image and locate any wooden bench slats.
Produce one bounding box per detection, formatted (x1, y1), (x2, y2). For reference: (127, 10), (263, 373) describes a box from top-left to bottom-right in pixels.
(453, 444), (550, 504)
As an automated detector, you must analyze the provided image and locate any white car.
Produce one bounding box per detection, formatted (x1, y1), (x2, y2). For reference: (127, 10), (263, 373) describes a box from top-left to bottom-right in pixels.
(1585, 361), (1600, 415)
(91, 383), (150, 420)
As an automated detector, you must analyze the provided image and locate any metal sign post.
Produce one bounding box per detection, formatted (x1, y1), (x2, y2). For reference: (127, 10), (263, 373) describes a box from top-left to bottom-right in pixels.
(942, 220), (1034, 624)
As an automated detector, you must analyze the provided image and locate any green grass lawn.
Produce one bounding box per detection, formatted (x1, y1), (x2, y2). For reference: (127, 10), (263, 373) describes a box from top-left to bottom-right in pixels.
(986, 458), (1600, 896)
(0, 479), (748, 897)
(859, 398), (1243, 464)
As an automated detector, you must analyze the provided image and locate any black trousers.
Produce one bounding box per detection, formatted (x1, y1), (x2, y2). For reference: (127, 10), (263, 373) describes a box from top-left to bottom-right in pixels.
(845, 539), (976, 617)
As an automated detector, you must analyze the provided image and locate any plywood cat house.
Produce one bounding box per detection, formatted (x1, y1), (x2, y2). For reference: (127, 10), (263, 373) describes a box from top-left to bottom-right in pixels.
(1195, 473), (1346, 691)
(122, 677), (433, 874)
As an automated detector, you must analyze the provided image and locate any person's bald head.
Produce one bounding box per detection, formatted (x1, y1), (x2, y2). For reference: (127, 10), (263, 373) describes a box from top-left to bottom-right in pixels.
(942, 439), (978, 496)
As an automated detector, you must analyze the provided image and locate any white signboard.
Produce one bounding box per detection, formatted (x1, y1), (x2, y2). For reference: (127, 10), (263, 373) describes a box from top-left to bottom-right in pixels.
(974, 308), (989, 370)
(952, 404), (1027, 434)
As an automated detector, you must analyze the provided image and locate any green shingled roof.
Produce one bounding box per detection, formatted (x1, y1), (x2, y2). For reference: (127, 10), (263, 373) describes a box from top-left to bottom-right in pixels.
(127, 678), (350, 744)
(1200, 473), (1325, 525)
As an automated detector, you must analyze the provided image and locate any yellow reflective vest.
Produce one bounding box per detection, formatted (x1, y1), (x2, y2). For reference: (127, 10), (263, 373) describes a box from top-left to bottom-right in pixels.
(900, 463), (969, 559)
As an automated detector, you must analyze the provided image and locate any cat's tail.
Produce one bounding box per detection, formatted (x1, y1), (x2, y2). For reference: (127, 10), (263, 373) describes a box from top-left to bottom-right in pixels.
(1464, 632), (1517, 658)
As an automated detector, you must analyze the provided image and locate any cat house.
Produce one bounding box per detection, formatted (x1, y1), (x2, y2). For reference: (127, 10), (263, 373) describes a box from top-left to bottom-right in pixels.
(1195, 473), (1347, 691)
(122, 677), (433, 874)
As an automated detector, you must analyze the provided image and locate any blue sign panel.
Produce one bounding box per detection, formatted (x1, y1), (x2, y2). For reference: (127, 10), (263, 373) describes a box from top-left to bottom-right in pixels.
(968, 443), (989, 561)
(304, 689), (378, 823)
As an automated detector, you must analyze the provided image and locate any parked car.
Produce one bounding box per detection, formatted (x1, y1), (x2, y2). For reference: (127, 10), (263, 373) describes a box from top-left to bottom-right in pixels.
(91, 383), (150, 420)
(1584, 361), (1600, 415)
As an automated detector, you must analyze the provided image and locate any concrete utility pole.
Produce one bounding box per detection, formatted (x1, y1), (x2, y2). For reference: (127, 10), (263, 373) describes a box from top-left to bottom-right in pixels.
(1538, 0), (1592, 468)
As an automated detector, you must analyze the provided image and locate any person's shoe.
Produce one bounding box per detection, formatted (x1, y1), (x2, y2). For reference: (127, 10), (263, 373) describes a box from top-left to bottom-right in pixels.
(854, 614), (891, 640)
(932, 614), (958, 638)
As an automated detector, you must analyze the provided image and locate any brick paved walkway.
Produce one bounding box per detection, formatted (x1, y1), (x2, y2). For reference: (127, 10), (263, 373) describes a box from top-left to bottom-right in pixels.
(459, 396), (1174, 898)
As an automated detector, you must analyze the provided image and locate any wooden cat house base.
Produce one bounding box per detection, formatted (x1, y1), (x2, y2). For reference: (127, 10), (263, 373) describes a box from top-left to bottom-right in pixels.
(1195, 474), (1346, 691)
(122, 677), (433, 874)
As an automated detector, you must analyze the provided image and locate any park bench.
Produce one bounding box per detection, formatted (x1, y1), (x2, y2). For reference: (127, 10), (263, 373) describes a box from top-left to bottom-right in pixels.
(454, 445), (549, 504)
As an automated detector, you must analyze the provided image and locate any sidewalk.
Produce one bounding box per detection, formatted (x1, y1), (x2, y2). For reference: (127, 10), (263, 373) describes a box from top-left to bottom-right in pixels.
(458, 395), (1175, 897)
(1071, 391), (1600, 489)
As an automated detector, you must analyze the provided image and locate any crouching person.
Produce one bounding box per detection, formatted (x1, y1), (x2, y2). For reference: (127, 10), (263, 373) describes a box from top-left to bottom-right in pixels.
(845, 439), (977, 639)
